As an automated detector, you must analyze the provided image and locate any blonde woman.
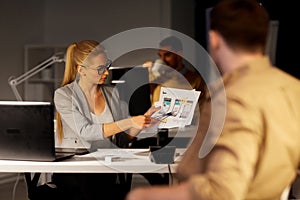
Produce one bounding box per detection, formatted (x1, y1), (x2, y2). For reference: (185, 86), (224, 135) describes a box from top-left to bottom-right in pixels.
(53, 40), (158, 200)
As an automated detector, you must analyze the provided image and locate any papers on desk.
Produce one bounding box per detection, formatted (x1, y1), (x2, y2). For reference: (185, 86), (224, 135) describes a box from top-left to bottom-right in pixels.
(91, 149), (148, 163)
(151, 87), (201, 129)
(95, 148), (147, 157)
(91, 148), (184, 164)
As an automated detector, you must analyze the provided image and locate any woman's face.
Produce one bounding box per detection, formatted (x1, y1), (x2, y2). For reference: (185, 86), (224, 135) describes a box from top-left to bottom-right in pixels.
(81, 53), (110, 85)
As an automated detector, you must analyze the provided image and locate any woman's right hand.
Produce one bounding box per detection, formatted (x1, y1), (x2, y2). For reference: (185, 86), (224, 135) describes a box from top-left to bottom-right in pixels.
(130, 115), (152, 130)
(144, 106), (161, 117)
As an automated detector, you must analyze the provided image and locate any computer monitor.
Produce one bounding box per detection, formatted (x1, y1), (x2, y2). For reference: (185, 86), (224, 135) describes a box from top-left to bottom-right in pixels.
(0, 101), (73, 161)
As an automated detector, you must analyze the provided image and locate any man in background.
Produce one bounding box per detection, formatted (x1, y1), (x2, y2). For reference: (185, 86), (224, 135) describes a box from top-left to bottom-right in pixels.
(145, 35), (207, 108)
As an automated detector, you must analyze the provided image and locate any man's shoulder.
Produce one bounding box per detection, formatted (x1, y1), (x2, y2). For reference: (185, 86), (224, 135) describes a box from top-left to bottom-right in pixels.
(182, 67), (206, 91)
(181, 65), (203, 80)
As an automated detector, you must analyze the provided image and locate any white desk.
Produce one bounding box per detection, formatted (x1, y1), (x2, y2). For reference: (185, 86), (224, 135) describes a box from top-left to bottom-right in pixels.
(0, 148), (185, 174)
(0, 148), (185, 199)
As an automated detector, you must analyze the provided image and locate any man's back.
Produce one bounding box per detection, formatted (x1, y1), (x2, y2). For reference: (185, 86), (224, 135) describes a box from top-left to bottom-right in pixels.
(225, 58), (300, 198)
(177, 57), (300, 199)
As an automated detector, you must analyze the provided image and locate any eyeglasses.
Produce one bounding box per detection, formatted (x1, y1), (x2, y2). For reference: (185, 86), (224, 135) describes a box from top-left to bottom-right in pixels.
(81, 59), (112, 75)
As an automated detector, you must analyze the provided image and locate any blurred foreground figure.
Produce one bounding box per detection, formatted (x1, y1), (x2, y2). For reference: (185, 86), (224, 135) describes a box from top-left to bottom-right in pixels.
(126, 0), (300, 199)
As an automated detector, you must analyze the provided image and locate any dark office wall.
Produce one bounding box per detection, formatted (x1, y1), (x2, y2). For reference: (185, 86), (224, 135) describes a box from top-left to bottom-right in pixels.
(263, 1), (300, 79)
(171, 0), (195, 38)
(0, 0), (174, 100)
(0, 0), (198, 101)
(195, 0), (300, 79)
(0, 0), (45, 100)
(43, 0), (172, 45)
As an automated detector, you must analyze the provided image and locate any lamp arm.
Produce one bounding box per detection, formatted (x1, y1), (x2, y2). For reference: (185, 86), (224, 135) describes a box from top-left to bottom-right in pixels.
(8, 52), (65, 101)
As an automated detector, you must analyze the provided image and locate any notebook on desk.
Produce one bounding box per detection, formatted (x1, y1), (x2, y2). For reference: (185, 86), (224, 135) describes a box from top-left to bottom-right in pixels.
(0, 101), (75, 162)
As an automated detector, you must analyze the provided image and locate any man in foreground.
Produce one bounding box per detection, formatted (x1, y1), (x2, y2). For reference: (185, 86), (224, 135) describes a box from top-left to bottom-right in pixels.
(126, 0), (300, 199)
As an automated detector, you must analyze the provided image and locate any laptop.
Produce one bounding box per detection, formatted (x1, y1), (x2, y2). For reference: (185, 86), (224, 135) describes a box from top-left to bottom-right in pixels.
(0, 101), (75, 162)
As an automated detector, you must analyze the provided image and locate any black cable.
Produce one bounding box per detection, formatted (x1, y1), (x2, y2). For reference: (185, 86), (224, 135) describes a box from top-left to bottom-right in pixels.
(168, 164), (173, 185)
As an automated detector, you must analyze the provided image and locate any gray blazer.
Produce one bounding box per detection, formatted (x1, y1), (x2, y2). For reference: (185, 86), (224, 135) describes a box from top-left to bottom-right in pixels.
(54, 79), (131, 149)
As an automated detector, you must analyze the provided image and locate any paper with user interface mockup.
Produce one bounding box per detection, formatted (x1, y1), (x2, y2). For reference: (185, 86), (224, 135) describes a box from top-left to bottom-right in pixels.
(151, 87), (200, 129)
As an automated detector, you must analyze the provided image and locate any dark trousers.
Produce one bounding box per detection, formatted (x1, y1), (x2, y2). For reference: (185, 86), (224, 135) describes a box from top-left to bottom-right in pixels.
(52, 173), (128, 200)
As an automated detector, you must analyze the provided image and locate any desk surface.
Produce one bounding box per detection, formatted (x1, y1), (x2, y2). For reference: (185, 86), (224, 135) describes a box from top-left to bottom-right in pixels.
(0, 148), (186, 174)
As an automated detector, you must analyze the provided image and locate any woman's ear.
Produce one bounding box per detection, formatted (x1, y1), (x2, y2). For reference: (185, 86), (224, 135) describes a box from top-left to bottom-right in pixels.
(77, 65), (85, 76)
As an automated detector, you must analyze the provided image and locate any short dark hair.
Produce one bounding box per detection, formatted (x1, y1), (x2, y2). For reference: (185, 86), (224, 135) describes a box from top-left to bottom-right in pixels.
(159, 36), (183, 51)
(210, 0), (269, 52)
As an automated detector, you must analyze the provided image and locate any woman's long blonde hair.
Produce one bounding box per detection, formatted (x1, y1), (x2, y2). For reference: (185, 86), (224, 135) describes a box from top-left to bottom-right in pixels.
(56, 40), (104, 143)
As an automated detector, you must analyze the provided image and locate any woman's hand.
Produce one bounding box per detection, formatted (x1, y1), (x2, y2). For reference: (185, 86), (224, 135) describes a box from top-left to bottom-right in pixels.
(126, 106), (161, 137)
(114, 111), (158, 137)
(130, 115), (152, 130)
(144, 106), (161, 117)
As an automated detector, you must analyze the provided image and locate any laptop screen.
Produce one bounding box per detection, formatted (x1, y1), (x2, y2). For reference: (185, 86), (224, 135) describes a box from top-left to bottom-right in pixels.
(0, 101), (56, 161)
